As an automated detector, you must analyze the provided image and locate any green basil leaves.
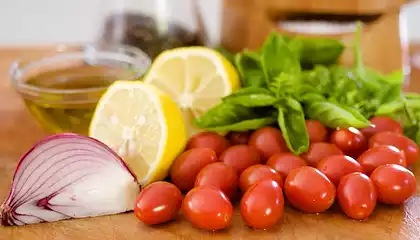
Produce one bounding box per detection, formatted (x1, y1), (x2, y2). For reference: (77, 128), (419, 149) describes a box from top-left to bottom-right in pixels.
(195, 25), (416, 155)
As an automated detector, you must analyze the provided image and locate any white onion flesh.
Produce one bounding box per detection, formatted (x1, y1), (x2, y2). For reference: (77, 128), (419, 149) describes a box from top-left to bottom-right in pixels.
(0, 133), (140, 226)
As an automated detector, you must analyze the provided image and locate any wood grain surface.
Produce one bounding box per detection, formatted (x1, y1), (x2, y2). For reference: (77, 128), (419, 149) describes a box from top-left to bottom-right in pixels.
(0, 46), (420, 240)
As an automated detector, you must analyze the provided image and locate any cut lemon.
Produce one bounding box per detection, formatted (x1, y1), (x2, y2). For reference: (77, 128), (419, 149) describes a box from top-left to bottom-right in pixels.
(89, 81), (187, 185)
(143, 47), (241, 137)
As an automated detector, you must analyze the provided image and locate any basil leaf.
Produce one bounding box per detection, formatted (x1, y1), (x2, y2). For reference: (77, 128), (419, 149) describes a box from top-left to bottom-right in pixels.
(305, 101), (371, 128)
(288, 36), (345, 66)
(364, 68), (404, 85)
(195, 103), (258, 128)
(223, 87), (278, 107)
(376, 83), (402, 105)
(376, 101), (404, 116)
(329, 65), (361, 99)
(235, 51), (266, 87)
(206, 117), (277, 132)
(277, 98), (309, 155)
(261, 32), (301, 88)
(353, 22), (382, 92)
(270, 72), (300, 97)
(295, 85), (325, 103)
(404, 124), (420, 146)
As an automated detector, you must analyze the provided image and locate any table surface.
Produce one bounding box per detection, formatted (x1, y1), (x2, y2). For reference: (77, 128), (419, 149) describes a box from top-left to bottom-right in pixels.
(0, 46), (420, 240)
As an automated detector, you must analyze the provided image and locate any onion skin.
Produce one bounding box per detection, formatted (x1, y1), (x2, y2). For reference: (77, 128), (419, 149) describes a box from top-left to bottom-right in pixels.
(0, 133), (140, 226)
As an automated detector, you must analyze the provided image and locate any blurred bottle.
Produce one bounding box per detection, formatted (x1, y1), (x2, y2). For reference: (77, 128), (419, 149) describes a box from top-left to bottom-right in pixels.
(98, 0), (206, 59)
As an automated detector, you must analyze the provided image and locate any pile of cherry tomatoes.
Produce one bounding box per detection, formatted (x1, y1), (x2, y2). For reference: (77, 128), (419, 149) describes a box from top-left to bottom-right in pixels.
(133, 116), (418, 231)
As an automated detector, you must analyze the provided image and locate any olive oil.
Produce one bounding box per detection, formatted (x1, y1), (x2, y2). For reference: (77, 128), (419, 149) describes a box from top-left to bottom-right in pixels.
(24, 65), (136, 135)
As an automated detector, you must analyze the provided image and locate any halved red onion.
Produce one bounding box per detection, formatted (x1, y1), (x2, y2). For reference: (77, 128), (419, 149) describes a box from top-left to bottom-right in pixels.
(1, 133), (140, 226)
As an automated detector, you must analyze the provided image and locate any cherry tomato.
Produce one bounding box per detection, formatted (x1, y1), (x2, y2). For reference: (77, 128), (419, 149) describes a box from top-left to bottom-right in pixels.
(337, 173), (377, 220)
(186, 132), (230, 156)
(239, 165), (283, 193)
(330, 127), (368, 158)
(267, 152), (308, 179)
(219, 145), (261, 173)
(300, 142), (343, 166)
(227, 131), (250, 145)
(370, 164), (416, 205)
(195, 162), (238, 199)
(305, 120), (328, 143)
(357, 145), (407, 174)
(134, 181), (182, 225)
(170, 148), (217, 192)
(183, 187), (233, 231)
(360, 116), (403, 139)
(248, 127), (289, 161)
(240, 179), (284, 229)
(369, 131), (419, 165)
(316, 155), (363, 185)
(284, 166), (336, 213)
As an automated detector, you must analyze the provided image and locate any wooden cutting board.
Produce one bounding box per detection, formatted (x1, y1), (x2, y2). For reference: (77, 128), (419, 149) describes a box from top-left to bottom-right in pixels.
(0, 46), (420, 240)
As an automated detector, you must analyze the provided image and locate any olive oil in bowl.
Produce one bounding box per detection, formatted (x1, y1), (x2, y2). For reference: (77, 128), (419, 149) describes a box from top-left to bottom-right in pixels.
(10, 44), (151, 135)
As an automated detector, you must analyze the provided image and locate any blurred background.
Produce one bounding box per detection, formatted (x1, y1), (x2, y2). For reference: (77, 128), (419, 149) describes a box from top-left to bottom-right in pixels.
(0, 0), (418, 46)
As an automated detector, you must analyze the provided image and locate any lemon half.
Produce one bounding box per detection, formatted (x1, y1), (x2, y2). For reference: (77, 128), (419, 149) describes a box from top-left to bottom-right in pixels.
(143, 47), (241, 137)
(89, 81), (186, 185)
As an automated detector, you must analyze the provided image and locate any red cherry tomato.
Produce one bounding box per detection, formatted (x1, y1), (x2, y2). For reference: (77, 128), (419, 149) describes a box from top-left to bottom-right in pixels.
(186, 132), (230, 156)
(330, 127), (368, 158)
(239, 165), (283, 193)
(360, 116), (403, 139)
(240, 179), (284, 229)
(370, 164), (416, 205)
(248, 127), (289, 161)
(170, 148), (217, 192)
(134, 182), (182, 225)
(337, 173), (377, 220)
(266, 152), (308, 179)
(369, 131), (419, 165)
(284, 166), (336, 213)
(300, 142), (343, 166)
(227, 131), (250, 145)
(183, 187), (233, 231)
(316, 155), (363, 185)
(195, 162), (238, 199)
(305, 120), (328, 143)
(357, 145), (407, 174)
(219, 145), (261, 173)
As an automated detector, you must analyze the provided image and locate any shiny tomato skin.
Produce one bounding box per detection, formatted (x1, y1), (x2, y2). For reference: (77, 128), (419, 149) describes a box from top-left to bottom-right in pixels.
(267, 152), (308, 179)
(248, 127), (289, 161)
(305, 120), (328, 143)
(330, 127), (368, 158)
(370, 164), (417, 205)
(360, 116), (403, 139)
(316, 155), (363, 185)
(284, 166), (336, 213)
(337, 173), (377, 220)
(240, 179), (284, 229)
(369, 131), (419, 165)
(301, 142), (344, 166)
(220, 145), (261, 173)
(170, 148), (217, 192)
(227, 131), (250, 145)
(357, 145), (407, 174)
(134, 182), (182, 225)
(239, 165), (283, 193)
(186, 132), (230, 156)
(183, 187), (233, 231)
(195, 162), (239, 199)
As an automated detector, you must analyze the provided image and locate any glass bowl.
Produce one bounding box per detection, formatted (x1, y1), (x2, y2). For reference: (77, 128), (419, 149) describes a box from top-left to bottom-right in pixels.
(10, 43), (151, 135)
